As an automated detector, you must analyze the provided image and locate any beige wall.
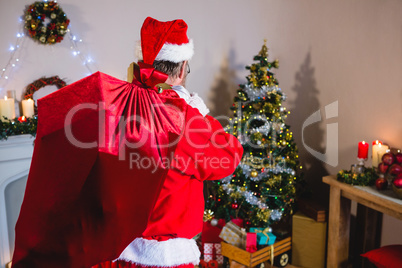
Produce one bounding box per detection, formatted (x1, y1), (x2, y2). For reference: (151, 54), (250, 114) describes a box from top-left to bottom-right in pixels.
(0, 0), (401, 245)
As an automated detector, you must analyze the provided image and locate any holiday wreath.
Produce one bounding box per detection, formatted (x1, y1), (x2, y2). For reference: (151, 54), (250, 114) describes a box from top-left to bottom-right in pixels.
(24, 75), (67, 116)
(24, 1), (70, 44)
(24, 76), (67, 100)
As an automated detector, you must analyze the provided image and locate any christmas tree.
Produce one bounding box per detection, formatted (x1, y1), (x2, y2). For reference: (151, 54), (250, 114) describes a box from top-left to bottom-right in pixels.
(205, 41), (303, 228)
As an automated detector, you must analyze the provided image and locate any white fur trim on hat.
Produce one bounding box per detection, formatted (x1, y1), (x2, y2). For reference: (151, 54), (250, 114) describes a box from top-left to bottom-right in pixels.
(136, 39), (194, 63)
(115, 237), (201, 267)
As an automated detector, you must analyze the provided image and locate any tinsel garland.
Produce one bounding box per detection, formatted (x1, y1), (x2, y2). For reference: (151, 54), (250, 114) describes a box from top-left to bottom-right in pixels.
(337, 167), (377, 186)
(238, 162), (295, 182)
(0, 116), (38, 140)
(221, 182), (283, 221)
(243, 84), (286, 102)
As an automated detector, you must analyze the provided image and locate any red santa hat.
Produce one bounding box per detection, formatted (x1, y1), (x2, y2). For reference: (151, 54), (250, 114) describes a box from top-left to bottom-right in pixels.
(136, 17), (194, 64)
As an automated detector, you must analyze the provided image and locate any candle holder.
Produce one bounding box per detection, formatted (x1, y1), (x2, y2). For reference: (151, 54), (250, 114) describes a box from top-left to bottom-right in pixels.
(351, 164), (358, 174)
(356, 158), (366, 174)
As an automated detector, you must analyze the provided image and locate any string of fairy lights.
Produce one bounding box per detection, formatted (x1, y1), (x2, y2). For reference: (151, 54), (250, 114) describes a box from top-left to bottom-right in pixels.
(0, 19), (97, 95)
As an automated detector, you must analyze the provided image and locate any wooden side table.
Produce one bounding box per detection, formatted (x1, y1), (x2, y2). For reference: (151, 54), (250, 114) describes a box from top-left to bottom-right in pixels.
(323, 175), (402, 268)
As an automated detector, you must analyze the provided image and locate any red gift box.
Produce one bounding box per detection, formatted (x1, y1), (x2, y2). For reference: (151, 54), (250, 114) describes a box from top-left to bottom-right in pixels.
(202, 220), (225, 243)
(203, 242), (223, 264)
(246, 232), (257, 253)
(231, 218), (244, 228)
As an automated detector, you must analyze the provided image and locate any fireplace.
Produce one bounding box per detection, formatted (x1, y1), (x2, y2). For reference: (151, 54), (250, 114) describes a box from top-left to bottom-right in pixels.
(0, 135), (34, 267)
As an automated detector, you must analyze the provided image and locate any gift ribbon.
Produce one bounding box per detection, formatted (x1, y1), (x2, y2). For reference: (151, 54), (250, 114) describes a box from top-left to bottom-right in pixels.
(270, 244), (274, 267)
(203, 243), (220, 261)
(133, 62), (169, 89)
(253, 227), (271, 240)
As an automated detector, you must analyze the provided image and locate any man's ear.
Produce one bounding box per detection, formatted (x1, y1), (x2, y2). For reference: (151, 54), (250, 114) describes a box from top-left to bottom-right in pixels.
(178, 61), (187, 79)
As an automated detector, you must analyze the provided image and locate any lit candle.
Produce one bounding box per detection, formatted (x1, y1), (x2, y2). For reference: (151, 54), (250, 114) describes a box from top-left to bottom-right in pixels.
(22, 98), (35, 118)
(372, 140), (382, 167)
(376, 143), (389, 166)
(358, 141), (369, 159)
(0, 96), (15, 121)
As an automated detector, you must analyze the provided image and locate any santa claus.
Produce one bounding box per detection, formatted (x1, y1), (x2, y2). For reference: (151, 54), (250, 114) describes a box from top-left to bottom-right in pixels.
(12, 17), (242, 268)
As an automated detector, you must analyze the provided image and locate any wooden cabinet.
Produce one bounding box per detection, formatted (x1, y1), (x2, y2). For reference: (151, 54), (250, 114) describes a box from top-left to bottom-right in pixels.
(323, 175), (402, 268)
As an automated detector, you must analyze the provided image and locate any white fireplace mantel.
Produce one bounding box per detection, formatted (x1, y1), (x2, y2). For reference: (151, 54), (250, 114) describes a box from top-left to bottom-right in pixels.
(0, 135), (34, 268)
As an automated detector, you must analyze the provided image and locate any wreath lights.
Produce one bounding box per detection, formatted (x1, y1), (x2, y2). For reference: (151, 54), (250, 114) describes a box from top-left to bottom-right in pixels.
(24, 1), (70, 44)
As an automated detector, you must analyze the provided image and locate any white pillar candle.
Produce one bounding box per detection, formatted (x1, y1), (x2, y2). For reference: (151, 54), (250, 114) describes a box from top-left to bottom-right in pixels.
(373, 143), (389, 167)
(0, 96), (15, 121)
(22, 98), (35, 118)
(372, 140), (382, 167)
(376, 144), (390, 166)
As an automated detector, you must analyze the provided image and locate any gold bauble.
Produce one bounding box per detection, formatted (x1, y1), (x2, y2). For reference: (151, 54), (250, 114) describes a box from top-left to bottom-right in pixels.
(250, 170), (258, 177)
(47, 35), (56, 43)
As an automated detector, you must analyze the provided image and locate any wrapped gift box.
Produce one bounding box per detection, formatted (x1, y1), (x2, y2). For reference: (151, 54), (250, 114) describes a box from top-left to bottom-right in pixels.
(292, 211), (327, 268)
(202, 220), (225, 243)
(249, 227), (276, 246)
(219, 221), (247, 248)
(246, 232), (257, 253)
(203, 243), (223, 264)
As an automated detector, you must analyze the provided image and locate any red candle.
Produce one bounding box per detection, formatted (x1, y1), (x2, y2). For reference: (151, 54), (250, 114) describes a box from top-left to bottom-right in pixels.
(358, 141), (369, 159)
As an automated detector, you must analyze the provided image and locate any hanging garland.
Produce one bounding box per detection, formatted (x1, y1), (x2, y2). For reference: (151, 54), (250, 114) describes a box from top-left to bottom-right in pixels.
(0, 116), (38, 140)
(24, 1), (70, 44)
(337, 167), (377, 186)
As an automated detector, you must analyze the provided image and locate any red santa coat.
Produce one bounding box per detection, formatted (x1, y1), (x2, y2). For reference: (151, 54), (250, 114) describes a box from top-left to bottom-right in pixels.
(101, 91), (243, 267)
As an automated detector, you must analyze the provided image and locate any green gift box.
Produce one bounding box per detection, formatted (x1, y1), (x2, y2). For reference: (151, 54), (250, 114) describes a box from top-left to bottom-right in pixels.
(249, 227), (276, 245)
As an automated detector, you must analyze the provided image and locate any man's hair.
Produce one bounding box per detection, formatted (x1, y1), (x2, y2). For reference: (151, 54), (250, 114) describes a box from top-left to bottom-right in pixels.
(153, 60), (184, 78)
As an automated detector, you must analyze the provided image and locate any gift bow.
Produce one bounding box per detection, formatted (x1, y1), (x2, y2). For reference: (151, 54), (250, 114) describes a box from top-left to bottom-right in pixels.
(253, 227), (271, 239)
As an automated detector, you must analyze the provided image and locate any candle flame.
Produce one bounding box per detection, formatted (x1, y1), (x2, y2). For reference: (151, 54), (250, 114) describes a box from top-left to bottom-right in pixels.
(362, 141), (365, 144)
(4, 96), (7, 100)
(373, 140), (382, 145)
(22, 116), (26, 120)
(28, 98), (33, 102)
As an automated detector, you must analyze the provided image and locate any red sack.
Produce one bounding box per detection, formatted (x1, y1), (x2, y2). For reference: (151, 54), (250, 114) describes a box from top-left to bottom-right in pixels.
(12, 72), (184, 268)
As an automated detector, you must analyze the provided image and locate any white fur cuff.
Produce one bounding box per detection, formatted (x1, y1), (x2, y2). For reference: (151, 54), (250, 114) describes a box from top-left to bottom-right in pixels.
(116, 237), (201, 267)
(136, 40), (194, 63)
